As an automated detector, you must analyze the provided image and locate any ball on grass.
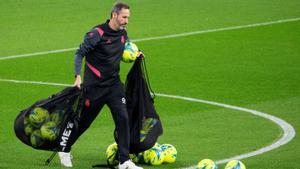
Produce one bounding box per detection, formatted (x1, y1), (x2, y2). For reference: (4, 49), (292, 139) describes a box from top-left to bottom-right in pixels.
(160, 144), (177, 163)
(196, 159), (218, 169)
(225, 160), (246, 169)
(143, 147), (165, 165)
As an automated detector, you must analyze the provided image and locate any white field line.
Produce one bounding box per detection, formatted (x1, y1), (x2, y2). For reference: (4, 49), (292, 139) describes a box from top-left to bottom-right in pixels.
(157, 94), (296, 168)
(0, 17), (300, 61)
(0, 48), (77, 61)
(0, 78), (71, 87)
(0, 78), (296, 168)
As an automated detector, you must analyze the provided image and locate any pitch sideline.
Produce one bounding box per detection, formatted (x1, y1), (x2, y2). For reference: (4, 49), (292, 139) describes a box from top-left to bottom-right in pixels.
(0, 78), (296, 168)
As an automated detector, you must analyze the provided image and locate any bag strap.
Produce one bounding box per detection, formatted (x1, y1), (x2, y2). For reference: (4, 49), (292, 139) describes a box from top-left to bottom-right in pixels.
(140, 54), (155, 99)
(45, 151), (57, 165)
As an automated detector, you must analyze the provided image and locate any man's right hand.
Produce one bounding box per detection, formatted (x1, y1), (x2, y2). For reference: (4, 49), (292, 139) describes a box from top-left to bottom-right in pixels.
(74, 75), (82, 89)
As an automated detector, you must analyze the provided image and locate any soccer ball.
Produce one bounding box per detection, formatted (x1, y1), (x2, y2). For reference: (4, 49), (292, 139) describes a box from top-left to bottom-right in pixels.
(129, 153), (143, 163)
(196, 159), (218, 169)
(106, 142), (119, 166)
(40, 121), (59, 141)
(160, 144), (177, 163)
(24, 117), (35, 136)
(29, 107), (50, 128)
(122, 42), (139, 63)
(140, 118), (158, 142)
(30, 129), (44, 147)
(225, 160), (246, 169)
(24, 123), (35, 136)
(143, 147), (165, 165)
(153, 142), (161, 149)
(50, 110), (65, 124)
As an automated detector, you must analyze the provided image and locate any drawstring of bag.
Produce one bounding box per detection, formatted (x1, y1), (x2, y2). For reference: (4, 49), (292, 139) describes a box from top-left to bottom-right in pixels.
(140, 53), (156, 100)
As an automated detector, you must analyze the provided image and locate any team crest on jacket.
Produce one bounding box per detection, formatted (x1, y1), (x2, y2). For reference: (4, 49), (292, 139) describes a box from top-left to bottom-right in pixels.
(121, 35), (125, 44)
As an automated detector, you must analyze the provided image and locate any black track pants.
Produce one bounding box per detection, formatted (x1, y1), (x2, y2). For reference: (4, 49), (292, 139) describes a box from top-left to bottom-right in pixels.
(61, 82), (130, 163)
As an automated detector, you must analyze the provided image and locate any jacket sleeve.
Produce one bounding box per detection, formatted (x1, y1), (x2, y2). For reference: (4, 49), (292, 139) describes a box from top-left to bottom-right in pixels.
(74, 29), (101, 75)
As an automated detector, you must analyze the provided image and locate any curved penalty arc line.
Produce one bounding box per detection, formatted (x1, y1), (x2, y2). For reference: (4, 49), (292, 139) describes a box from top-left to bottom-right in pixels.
(156, 93), (296, 168)
(0, 78), (296, 168)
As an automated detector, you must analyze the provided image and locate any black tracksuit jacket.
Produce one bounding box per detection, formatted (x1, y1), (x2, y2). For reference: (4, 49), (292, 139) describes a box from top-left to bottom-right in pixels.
(74, 20), (128, 99)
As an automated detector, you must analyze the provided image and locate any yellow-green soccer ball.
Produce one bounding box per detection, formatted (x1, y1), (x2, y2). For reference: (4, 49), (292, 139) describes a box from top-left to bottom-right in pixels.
(24, 117), (35, 136)
(160, 144), (177, 163)
(30, 130), (44, 147)
(122, 42), (139, 63)
(50, 110), (64, 124)
(196, 159), (218, 169)
(225, 160), (246, 169)
(29, 107), (50, 128)
(40, 121), (59, 141)
(106, 142), (119, 166)
(129, 153), (143, 163)
(143, 147), (165, 165)
(153, 142), (161, 149)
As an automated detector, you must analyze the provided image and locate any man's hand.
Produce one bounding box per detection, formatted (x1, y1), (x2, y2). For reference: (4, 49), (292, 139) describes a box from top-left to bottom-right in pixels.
(74, 75), (82, 89)
(137, 50), (144, 58)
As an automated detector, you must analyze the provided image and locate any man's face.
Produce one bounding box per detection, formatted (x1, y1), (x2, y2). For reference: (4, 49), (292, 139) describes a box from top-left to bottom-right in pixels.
(112, 8), (130, 30)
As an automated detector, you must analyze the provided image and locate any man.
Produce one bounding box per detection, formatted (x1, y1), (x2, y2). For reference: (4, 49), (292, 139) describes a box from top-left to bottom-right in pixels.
(58, 2), (143, 169)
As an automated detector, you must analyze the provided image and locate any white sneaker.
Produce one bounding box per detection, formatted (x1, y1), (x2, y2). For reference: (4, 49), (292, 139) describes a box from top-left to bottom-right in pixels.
(58, 152), (73, 167)
(118, 160), (143, 169)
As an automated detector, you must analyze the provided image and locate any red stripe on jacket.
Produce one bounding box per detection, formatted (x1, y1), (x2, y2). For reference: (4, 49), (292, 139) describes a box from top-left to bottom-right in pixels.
(95, 27), (104, 36)
(86, 62), (101, 78)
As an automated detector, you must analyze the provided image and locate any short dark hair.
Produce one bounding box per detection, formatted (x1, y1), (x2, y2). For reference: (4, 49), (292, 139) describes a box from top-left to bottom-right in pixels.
(111, 2), (130, 17)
